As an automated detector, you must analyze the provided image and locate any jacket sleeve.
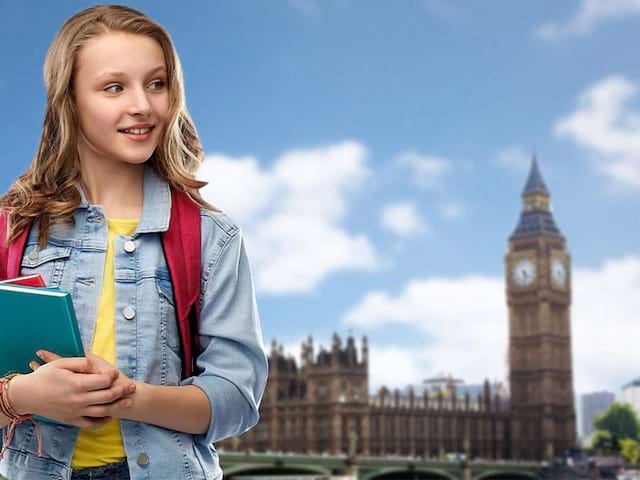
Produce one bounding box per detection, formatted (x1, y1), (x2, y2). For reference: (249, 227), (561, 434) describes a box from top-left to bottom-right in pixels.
(179, 221), (268, 445)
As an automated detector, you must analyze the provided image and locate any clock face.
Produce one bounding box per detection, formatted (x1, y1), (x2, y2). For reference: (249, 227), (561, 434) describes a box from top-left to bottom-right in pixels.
(513, 258), (536, 287)
(551, 258), (567, 288)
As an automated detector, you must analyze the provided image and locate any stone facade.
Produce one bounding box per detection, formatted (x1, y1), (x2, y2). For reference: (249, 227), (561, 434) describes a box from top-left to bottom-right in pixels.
(506, 158), (577, 459)
(221, 334), (510, 459)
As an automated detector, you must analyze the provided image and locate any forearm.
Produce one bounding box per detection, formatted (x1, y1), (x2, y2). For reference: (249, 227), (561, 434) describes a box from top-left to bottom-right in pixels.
(123, 382), (211, 435)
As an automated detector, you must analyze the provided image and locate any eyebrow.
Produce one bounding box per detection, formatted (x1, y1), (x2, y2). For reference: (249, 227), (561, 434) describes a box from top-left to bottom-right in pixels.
(95, 65), (167, 81)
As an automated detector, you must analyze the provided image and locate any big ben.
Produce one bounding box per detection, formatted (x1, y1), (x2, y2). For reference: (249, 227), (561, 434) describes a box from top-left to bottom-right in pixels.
(506, 157), (576, 459)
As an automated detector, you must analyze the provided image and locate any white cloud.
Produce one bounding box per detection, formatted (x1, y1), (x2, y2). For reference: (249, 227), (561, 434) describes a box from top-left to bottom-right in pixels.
(572, 256), (640, 395)
(368, 344), (431, 391)
(199, 141), (383, 295)
(555, 75), (640, 190)
(395, 150), (452, 189)
(438, 202), (464, 221)
(535, 0), (640, 40)
(198, 154), (275, 225)
(380, 201), (428, 237)
(343, 275), (507, 390)
(342, 256), (640, 396)
(495, 146), (532, 172)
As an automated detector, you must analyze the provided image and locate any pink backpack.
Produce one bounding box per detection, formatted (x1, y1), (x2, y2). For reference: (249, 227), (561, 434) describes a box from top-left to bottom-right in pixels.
(0, 188), (201, 378)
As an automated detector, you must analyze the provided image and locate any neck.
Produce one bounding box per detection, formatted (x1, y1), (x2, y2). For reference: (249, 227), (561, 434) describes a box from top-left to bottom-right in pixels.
(79, 161), (144, 220)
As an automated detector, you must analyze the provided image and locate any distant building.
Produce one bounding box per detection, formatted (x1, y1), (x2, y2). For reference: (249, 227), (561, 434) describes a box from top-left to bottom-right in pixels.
(244, 334), (510, 459)
(218, 158), (577, 461)
(405, 373), (508, 406)
(622, 378), (640, 417)
(580, 391), (615, 438)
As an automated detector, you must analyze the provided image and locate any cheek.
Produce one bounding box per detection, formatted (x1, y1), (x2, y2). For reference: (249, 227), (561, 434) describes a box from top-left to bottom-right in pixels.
(153, 94), (170, 123)
(78, 100), (119, 137)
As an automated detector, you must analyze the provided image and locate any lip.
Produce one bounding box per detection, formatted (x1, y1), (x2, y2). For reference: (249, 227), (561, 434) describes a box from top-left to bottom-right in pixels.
(118, 123), (154, 131)
(119, 126), (154, 142)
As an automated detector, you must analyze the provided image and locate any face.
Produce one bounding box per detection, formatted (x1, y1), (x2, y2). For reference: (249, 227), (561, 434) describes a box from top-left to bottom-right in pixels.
(551, 258), (566, 288)
(513, 258), (536, 287)
(73, 32), (170, 169)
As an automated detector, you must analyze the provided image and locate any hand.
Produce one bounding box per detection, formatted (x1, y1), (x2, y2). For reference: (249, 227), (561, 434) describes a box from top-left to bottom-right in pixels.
(9, 350), (136, 429)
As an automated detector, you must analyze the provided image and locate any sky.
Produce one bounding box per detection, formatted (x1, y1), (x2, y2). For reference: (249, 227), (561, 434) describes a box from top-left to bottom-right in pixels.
(0, 0), (638, 419)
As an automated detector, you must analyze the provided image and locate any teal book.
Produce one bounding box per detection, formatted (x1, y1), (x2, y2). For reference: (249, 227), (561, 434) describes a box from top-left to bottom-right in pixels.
(0, 283), (84, 424)
(0, 283), (84, 375)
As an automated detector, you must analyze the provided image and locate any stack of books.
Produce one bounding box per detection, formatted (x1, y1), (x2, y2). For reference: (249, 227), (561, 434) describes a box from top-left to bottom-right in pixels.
(0, 274), (84, 377)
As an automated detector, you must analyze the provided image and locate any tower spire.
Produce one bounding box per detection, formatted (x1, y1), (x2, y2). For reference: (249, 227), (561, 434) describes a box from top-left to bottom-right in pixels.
(522, 154), (549, 197)
(510, 155), (563, 241)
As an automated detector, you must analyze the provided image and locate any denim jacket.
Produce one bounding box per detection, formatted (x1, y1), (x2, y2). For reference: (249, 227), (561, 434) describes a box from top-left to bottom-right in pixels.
(0, 165), (269, 480)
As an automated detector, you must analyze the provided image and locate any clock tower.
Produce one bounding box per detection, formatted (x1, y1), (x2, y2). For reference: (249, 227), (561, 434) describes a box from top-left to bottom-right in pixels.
(506, 157), (576, 459)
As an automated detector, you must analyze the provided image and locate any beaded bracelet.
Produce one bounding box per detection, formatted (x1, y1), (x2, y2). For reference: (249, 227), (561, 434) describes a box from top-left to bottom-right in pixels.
(0, 373), (42, 459)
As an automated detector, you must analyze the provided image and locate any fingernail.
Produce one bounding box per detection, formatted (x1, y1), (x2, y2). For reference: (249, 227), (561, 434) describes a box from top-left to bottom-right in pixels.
(28, 361), (37, 370)
(36, 351), (43, 359)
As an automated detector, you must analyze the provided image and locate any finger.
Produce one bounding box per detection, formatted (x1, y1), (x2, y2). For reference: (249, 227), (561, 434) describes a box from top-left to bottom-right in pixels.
(84, 383), (136, 405)
(36, 350), (62, 363)
(83, 398), (133, 418)
(85, 352), (114, 372)
(29, 361), (41, 371)
(77, 372), (121, 392)
(48, 357), (96, 374)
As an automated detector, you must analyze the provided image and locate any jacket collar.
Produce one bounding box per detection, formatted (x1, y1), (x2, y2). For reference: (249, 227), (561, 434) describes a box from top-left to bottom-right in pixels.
(76, 164), (171, 234)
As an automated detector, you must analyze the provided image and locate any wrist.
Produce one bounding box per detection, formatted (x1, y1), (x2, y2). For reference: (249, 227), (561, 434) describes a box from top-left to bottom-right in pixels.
(124, 381), (149, 421)
(6, 374), (34, 417)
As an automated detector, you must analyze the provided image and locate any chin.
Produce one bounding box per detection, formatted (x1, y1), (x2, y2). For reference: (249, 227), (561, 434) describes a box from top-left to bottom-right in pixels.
(115, 149), (158, 165)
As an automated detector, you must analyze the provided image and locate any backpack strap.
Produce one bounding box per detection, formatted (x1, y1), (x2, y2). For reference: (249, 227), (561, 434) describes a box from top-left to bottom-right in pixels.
(0, 211), (30, 281)
(161, 189), (202, 379)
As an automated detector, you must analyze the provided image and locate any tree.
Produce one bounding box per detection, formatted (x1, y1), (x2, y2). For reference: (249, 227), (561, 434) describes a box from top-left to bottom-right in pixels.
(594, 403), (640, 442)
(620, 438), (640, 464)
(590, 430), (614, 453)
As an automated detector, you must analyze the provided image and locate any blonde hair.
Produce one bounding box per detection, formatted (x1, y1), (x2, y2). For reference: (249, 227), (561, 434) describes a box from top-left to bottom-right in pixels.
(0, 4), (217, 248)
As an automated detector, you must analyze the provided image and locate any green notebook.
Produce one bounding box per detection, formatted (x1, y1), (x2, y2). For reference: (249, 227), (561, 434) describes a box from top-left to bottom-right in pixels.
(0, 283), (84, 376)
(0, 283), (84, 424)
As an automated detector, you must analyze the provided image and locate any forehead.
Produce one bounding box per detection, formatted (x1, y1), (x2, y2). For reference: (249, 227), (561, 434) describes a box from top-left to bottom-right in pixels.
(76, 32), (166, 79)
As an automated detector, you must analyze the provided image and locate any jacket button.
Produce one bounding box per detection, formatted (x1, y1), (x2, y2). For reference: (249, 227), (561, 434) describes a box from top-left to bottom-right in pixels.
(123, 306), (136, 320)
(28, 250), (38, 260)
(136, 452), (150, 466)
(124, 240), (136, 253)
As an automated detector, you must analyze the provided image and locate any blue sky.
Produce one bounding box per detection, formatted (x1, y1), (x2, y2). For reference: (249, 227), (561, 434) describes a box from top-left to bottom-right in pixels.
(1, 1), (639, 412)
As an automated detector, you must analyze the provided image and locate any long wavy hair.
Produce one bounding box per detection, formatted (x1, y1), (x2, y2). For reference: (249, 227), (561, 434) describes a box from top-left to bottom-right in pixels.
(0, 5), (217, 248)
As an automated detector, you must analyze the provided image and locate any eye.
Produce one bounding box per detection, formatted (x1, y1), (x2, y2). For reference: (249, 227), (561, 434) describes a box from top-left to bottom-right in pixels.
(104, 84), (123, 94)
(149, 80), (166, 90)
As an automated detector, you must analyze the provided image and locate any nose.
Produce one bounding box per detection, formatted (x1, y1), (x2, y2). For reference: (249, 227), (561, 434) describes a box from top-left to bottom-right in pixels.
(127, 85), (152, 117)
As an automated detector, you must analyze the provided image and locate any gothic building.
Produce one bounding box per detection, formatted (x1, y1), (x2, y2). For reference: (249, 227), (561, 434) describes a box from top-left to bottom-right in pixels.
(506, 157), (576, 459)
(218, 158), (576, 460)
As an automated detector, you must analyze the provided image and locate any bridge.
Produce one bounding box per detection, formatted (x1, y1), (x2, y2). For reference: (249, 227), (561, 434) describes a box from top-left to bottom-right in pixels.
(220, 451), (548, 480)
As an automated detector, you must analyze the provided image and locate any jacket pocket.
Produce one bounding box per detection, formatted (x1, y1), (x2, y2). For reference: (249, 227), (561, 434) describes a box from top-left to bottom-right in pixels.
(20, 245), (72, 288)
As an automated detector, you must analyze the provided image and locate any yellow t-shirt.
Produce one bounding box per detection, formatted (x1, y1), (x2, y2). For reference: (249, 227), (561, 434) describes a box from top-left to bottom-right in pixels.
(71, 217), (139, 469)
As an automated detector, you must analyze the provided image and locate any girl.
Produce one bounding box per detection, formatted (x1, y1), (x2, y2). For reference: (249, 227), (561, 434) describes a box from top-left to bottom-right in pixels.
(0, 5), (268, 480)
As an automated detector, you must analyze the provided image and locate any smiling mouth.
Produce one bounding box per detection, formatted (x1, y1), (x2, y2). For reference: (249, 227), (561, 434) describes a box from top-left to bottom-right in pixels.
(118, 126), (155, 135)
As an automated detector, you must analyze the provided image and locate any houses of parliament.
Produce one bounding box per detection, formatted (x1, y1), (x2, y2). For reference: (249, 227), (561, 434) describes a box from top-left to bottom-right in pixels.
(219, 159), (577, 460)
